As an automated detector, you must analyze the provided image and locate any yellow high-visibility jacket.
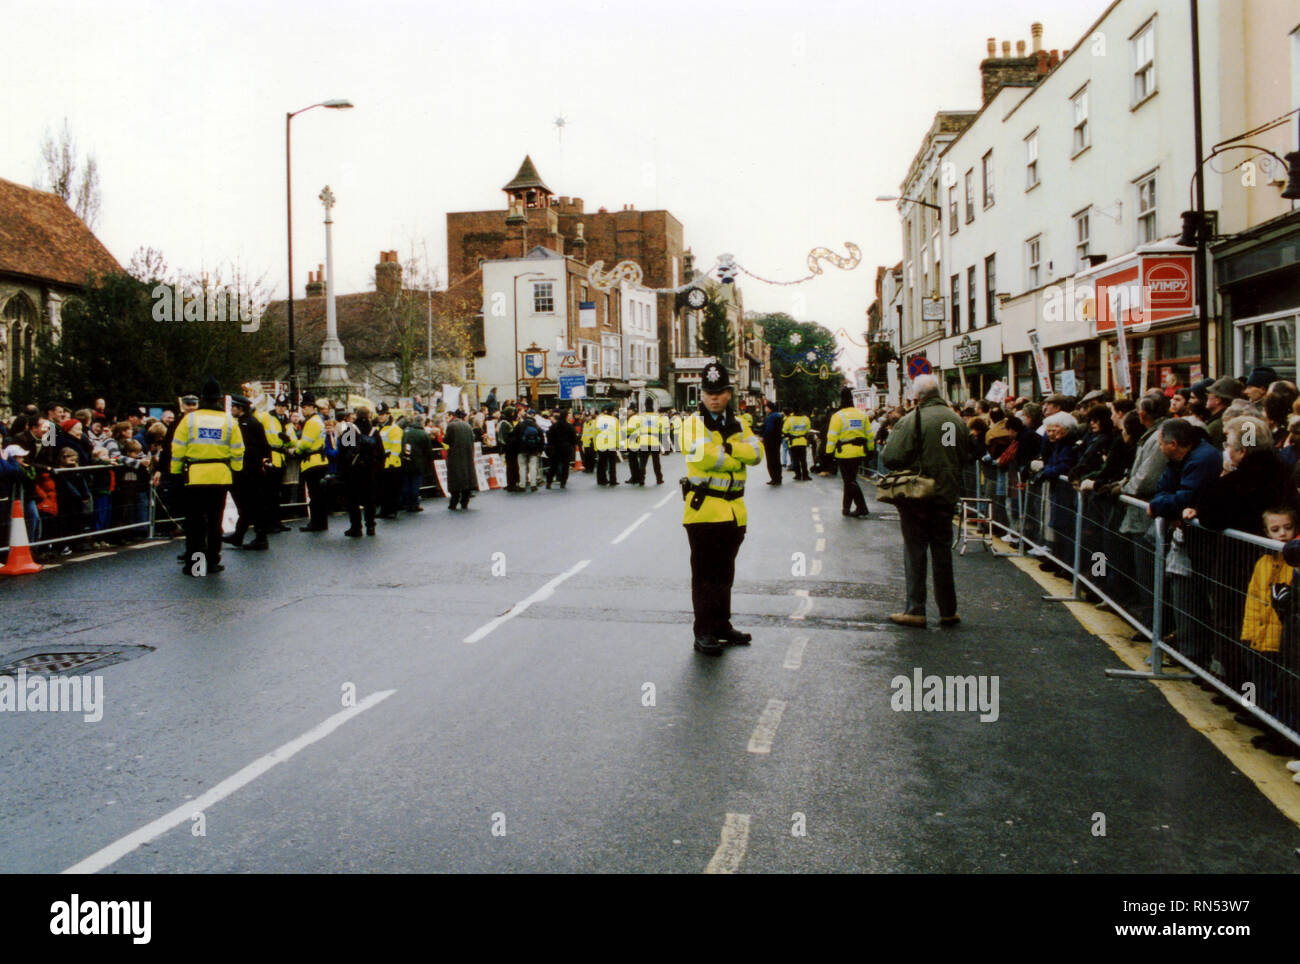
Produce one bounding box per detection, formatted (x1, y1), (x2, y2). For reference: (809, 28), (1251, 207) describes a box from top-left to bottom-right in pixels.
(625, 413), (642, 452)
(581, 418), (596, 447)
(169, 408), (244, 485)
(826, 406), (874, 459)
(783, 414), (811, 447)
(380, 422), (403, 469)
(256, 409), (287, 469)
(296, 413), (328, 470)
(1241, 553), (1295, 653)
(595, 413), (620, 452)
(639, 412), (662, 450)
(682, 410), (763, 525)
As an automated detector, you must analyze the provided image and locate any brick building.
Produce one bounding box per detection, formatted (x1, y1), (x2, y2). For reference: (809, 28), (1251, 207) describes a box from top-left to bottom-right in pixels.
(447, 156), (687, 410)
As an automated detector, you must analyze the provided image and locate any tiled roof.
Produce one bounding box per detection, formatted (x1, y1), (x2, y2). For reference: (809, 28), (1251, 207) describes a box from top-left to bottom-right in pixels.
(263, 269), (485, 356)
(502, 155), (552, 194)
(0, 177), (121, 287)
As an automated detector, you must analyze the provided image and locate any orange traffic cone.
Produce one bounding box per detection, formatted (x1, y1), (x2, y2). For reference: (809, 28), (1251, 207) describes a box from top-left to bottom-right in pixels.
(572, 444), (584, 471)
(487, 455), (501, 490)
(0, 496), (42, 575)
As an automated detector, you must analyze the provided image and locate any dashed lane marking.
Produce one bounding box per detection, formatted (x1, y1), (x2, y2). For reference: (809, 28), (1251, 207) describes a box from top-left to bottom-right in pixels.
(815, 538), (825, 552)
(783, 636), (808, 670)
(126, 541), (171, 551)
(67, 552), (113, 563)
(612, 512), (652, 545)
(747, 699), (787, 754)
(815, 523), (824, 534)
(704, 813), (751, 874)
(653, 490), (676, 509)
(790, 590), (813, 621)
(463, 559), (592, 643)
(810, 559), (823, 575)
(63, 688), (397, 874)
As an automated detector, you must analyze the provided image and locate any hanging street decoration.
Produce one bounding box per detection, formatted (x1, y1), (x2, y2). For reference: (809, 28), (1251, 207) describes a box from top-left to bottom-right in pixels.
(586, 242), (861, 295)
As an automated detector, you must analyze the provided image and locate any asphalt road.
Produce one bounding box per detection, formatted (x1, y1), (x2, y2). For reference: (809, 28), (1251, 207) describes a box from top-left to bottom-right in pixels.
(2, 454), (1298, 873)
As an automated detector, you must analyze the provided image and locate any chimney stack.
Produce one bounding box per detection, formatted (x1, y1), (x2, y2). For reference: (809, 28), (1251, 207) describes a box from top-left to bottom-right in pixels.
(1001, 40), (1011, 56)
(987, 37), (996, 56)
(1016, 39), (1026, 56)
(306, 269), (325, 298)
(375, 250), (402, 299)
(1031, 22), (1043, 53)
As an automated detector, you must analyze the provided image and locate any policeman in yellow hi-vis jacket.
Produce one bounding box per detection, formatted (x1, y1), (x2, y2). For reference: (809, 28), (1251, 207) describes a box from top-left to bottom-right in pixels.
(254, 395), (289, 537)
(638, 398), (665, 485)
(625, 402), (644, 485)
(681, 362), (763, 655)
(375, 402), (404, 519)
(170, 377), (244, 576)
(826, 386), (874, 518)
(782, 406), (812, 481)
(296, 392), (330, 531)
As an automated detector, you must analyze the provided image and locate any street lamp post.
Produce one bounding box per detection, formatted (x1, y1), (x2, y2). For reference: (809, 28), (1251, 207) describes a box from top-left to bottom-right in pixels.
(875, 193), (942, 213)
(512, 271), (545, 403)
(285, 98), (352, 404)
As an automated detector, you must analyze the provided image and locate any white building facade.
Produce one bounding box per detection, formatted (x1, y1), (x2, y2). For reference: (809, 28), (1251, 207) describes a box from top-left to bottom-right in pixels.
(479, 248), (570, 401)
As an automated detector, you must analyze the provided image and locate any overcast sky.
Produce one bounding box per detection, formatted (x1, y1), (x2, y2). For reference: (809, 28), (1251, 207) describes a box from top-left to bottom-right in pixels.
(2, 0), (1099, 373)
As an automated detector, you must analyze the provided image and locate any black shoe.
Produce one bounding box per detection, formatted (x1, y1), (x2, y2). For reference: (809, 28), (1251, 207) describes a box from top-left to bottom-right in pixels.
(376, 512), (398, 520)
(343, 528), (362, 538)
(209, 564), (225, 573)
(245, 537), (269, 551)
(221, 534), (242, 547)
(300, 525), (326, 532)
(693, 635), (724, 656)
(719, 628), (752, 646)
(767, 481), (782, 486)
(366, 527), (376, 535)
(274, 524), (291, 532)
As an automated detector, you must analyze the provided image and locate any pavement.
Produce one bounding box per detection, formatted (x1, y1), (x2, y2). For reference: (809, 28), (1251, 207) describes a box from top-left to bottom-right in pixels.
(2, 455), (1299, 873)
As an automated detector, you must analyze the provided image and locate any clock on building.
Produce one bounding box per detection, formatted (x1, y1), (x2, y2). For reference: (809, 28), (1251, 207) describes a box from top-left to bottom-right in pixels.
(685, 286), (707, 309)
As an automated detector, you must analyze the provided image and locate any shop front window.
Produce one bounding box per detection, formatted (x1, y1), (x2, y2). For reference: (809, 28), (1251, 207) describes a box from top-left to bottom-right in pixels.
(1239, 315), (1298, 384)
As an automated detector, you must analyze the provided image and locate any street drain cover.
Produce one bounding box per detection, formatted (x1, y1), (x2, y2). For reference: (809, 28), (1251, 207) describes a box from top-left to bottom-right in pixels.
(0, 644), (154, 677)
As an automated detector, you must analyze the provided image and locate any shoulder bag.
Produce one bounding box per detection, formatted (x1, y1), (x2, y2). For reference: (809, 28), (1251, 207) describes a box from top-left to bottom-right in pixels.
(874, 409), (937, 504)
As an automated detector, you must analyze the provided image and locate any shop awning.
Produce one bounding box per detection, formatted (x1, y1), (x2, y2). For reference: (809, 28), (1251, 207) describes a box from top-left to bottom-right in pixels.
(646, 388), (672, 409)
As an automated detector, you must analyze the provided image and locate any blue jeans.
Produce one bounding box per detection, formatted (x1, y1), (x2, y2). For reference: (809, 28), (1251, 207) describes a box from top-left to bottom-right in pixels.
(401, 470), (423, 509)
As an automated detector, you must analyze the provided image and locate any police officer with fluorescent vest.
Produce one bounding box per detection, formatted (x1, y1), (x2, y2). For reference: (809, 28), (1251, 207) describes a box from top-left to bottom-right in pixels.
(259, 393), (293, 532)
(625, 401), (645, 485)
(782, 406), (813, 481)
(296, 392), (330, 532)
(595, 404), (621, 486)
(826, 386), (874, 518)
(170, 377), (244, 576)
(638, 398), (665, 485)
(681, 362), (763, 655)
(224, 394), (271, 551)
(375, 402), (404, 519)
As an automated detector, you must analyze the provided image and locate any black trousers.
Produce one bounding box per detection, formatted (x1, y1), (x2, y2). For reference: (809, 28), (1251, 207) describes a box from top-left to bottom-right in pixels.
(302, 466), (329, 529)
(378, 468), (401, 515)
(582, 446), (596, 472)
(546, 449), (571, 486)
(450, 488), (473, 509)
(643, 450), (663, 483)
(898, 500), (957, 619)
(597, 451), (619, 485)
(505, 448), (520, 489)
(627, 449), (645, 483)
(344, 473), (376, 531)
(791, 446), (809, 480)
(265, 466), (285, 523)
(183, 485), (226, 573)
(838, 457), (867, 515)
(685, 521), (746, 638)
(764, 437), (782, 483)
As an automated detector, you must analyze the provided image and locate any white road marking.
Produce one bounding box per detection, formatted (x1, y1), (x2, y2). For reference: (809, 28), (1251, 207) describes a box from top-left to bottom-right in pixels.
(653, 490), (676, 509)
(814, 523), (824, 534)
(815, 538), (825, 552)
(783, 636), (808, 670)
(463, 559), (592, 643)
(68, 552), (113, 563)
(612, 512), (652, 545)
(126, 541), (170, 551)
(704, 813), (751, 874)
(810, 559), (823, 575)
(63, 689), (397, 875)
(790, 589), (813, 620)
(747, 699), (787, 754)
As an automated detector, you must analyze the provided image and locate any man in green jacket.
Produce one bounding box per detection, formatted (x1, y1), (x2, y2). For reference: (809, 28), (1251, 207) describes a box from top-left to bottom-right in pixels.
(402, 415), (434, 511)
(881, 374), (971, 628)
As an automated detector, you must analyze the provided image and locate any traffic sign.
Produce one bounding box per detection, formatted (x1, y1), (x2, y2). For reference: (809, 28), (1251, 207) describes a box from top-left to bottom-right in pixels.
(560, 374), (587, 400)
(907, 356), (932, 379)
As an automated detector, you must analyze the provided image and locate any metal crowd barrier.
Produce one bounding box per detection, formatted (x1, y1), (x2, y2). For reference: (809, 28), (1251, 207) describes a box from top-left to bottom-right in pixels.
(980, 471), (1300, 748)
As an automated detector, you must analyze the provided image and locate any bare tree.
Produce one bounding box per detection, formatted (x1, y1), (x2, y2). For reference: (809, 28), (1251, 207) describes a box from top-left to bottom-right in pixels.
(127, 245), (172, 284)
(38, 119), (102, 229)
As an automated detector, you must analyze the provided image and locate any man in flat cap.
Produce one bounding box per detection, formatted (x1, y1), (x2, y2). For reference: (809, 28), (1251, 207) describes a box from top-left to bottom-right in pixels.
(1205, 376), (1244, 450)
